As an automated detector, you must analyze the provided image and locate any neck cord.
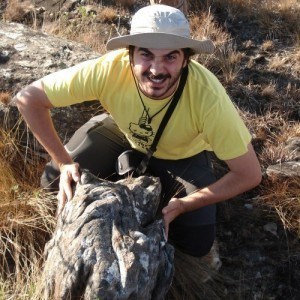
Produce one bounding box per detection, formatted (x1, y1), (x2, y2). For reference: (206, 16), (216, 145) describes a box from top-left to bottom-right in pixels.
(130, 65), (174, 124)
(135, 65), (189, 175)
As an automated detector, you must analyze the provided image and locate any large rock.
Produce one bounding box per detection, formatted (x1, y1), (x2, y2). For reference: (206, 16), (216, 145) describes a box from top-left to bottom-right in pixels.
(266, 161), (300, 178)
(42, 170), (174, 300)
(0, 21), (100, 140)
(266, 137), (300, 178)
(0, 21), (99, 94)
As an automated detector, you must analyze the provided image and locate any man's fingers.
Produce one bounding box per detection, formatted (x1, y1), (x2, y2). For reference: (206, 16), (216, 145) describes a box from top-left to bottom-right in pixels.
(64, 182), (73, 201)
(164, 221), (169, 241)
(60, 163), (81, 201)
(56, 189), (66, 217)
(163, 205), (184, 240)
(59, 172), (72, 201)
(162, 198), (186, 240)
(162, 197), (184, 216)
(71, 163), (80, 182)
(57, 162), (81, 214)
(163, 209), (178, 228)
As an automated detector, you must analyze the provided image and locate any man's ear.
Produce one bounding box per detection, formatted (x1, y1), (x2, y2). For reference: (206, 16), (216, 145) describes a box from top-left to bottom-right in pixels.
(184, 59), (188, 68)
(182, 57), (189, 69)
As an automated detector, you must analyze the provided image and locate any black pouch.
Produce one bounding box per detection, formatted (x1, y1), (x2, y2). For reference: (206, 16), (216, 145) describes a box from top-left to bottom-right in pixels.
(116, 150), (144, 175)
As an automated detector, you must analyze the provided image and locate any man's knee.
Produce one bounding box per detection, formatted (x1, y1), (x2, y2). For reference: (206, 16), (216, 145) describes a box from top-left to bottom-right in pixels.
(169, 223), (216, 257)
(40, 161), (60, 191)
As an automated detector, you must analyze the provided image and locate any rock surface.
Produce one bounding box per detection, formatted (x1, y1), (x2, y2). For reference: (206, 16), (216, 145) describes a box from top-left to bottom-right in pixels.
(0, 20), (100, 141)
(42, 170), (174, 300)
(266, 137), (300, 178)
(0, 21), (99, 95)
(266, 161), (300, 178)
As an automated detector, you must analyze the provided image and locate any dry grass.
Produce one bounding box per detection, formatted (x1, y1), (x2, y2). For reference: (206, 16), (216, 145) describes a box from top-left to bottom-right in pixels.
(99, 6), (118, 22)
(0, 256), (43, 300)
(240, 111), (300, 234)
(240, 111), (299, 163)
(268, 47), (300, 78)
(3, 0), (36, 25)
(167, 247), (226, 300)
(260, 121), (300, 166)
(190, 11), (244, 84)
(41, 5), (129, 54)
(0, 121), (56, 299)
(259, 177), (300, 234)
(261, 82), (277, 101)
(201, 0), (300, 43)
(261, 40), (275, 52)
(0, 92), (11, 106)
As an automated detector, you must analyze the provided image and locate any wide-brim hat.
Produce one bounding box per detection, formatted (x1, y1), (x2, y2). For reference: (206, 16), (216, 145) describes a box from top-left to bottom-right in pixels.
(106, 4), (215, 54)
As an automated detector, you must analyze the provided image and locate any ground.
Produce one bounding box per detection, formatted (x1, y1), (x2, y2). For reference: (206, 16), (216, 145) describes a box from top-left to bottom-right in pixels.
(216, 197), (299, 299)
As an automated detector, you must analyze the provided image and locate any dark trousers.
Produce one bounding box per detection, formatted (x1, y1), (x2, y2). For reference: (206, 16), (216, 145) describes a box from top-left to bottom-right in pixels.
(41, 114), (217, 257)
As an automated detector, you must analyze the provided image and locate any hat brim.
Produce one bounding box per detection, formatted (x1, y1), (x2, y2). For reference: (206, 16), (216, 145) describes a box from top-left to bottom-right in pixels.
(106, 33), (215, 54)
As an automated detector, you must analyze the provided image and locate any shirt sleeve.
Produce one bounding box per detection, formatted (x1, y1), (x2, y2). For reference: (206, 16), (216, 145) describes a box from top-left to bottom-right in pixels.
(41, 58), (104, 107)
(202, 94), (252, 160)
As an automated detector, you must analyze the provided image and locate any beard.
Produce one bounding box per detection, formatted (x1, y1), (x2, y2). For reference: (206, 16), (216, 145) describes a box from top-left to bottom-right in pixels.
(138, 69), (182, 100)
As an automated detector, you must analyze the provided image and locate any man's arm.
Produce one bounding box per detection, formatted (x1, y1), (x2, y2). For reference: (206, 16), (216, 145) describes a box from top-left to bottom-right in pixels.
(15, 80), (72, 166)
(15, 80), (80, 212)
(162, 143), (262, 235)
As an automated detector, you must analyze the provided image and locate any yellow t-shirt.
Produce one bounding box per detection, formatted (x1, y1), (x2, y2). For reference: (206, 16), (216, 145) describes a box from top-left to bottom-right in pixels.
(42, 49), (251, 160)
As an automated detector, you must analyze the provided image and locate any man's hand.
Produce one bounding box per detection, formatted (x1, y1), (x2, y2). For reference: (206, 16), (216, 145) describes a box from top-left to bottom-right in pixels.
(162, 197), (186, 240)
(56, 163), (81, 216)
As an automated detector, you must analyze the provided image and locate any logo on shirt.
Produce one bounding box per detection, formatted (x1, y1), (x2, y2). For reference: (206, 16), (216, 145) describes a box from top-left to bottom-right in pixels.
(129, 108), (154, 149)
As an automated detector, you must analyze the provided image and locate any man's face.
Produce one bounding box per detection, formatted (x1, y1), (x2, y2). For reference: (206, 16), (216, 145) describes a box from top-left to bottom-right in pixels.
(131, 47), (187, 100)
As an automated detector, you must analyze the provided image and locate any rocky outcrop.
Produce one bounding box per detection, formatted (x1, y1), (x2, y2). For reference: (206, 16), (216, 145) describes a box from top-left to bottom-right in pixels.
(42, 170), (174, 300)
(0, 21), (100, 141)
(0, 21), (99, 94)
(266, 161), (300, 178)
(266, 137), (300, 178)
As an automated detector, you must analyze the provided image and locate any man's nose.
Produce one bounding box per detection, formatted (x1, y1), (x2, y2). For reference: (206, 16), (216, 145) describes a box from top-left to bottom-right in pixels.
(149, 58), (164, 75)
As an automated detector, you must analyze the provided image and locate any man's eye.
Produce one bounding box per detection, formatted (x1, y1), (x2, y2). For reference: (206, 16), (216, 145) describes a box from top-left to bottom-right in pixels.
(165, 55), (176, 62)
(141, 53), (151, 59)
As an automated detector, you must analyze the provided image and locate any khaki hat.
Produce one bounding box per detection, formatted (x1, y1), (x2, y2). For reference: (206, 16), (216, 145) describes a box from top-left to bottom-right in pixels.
(106, 5), (215, 54)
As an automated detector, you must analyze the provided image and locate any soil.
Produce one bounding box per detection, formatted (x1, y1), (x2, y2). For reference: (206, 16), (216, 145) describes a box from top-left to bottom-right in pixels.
(1, 0), (299, 299)
(216, 197), (300, 299)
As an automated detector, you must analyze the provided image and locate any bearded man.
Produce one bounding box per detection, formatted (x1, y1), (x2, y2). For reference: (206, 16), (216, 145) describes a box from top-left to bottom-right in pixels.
(15, 5), (261, 257)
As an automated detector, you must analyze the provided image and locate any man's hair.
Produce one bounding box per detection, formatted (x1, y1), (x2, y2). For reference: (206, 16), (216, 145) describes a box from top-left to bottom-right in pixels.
(182, 48), (195, 62)
(128, 45), (194, 64)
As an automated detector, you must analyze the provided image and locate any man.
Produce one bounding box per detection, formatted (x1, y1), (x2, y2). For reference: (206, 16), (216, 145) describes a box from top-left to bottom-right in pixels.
(15, 5), (262, 258)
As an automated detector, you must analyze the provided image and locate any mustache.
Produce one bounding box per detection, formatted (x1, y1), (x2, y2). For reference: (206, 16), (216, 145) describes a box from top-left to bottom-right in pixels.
(142, 72), (171, 80)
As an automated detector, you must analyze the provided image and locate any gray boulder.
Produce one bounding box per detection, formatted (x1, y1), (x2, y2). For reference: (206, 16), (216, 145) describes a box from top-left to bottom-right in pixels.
(0, 21), (99, 141)
(266, 137), (300, 178)
(42, 170), (174, 300)
(0, 21), (99, 94)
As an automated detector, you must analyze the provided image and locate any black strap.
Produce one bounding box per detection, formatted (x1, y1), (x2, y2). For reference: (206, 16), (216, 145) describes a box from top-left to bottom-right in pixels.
(136, 66), (189, 175)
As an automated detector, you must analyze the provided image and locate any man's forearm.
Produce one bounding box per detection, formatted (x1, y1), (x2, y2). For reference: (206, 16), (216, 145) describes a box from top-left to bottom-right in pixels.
(181, 169), (261, 212)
